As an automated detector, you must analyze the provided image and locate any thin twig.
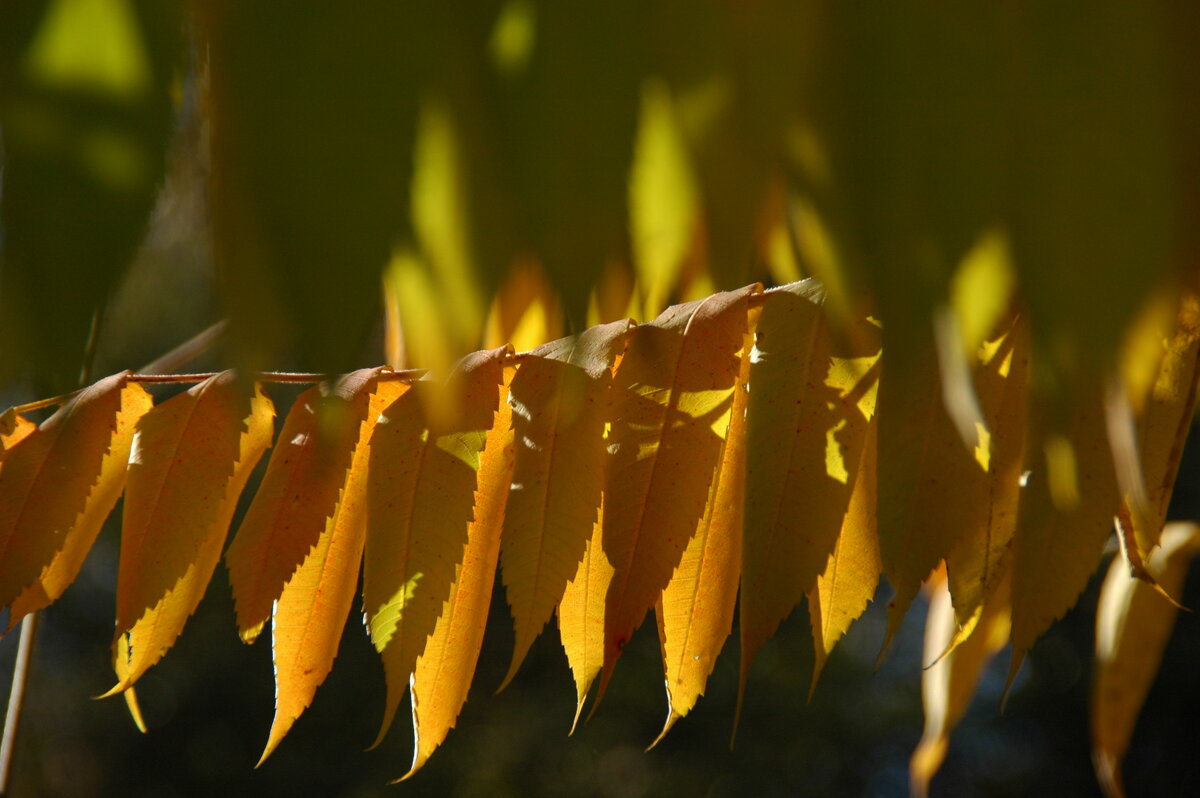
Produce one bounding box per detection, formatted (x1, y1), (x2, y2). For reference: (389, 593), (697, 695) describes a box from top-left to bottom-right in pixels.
(0, 614), (37, 796)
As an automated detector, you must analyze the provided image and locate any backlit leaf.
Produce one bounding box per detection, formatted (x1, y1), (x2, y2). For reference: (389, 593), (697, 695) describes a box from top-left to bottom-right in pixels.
(499, 319), (631, 688)
(740, 280), (879, 690)
(558, 499), (613, 730)
(595, 284), (757, 702)
(910, 570), (1011, 798)
(1092, 522), (1200, 798)
(402, 367), (516, 780)
(108, 373), (273, 693)
(653, 307), (754, 742)
(259, 374), (409, 764)
(945, 317), (1030, 637)
(807, 421), (880, 696)
(363, 347), (508, 746)
(0, 372), (134, 610)
(226, 369), (380, 643)
(8, 381), (152, 628)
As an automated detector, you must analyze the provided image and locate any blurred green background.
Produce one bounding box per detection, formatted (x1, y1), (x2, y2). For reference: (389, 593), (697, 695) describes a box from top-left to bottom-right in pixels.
(2, 0), (1200, 795)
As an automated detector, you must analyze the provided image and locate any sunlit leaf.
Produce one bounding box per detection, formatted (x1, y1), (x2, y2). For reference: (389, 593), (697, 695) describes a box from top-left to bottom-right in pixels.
(740, 280), (879, 691)
(402, 367), (516, 780)
(226, 369), (379, 643)
(107, 374), (273, 693)
(363, 348), (508, 746)
(0, 372), (136, 610)
(653, 306), (754, 743)
(595, 284), (757, 704)
(499, 319), (631, 688)
(8, 381), (152, 627)
(259, 374), (409, 764)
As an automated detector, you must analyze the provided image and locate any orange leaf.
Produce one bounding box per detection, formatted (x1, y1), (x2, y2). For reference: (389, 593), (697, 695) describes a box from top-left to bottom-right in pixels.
(259, 373), (409, 764)
(652, 308), (755, 744)
(107, 373), (274, 694)
(499, 319), (630, 688)
(596, 285), (758, 704)
(740, 280), (879, 693)
(226, 369), (380, 643)
(0, 372), (135, 611)
(0, 410), (35, 454)
(9, 382), (153, 628)
(401, 368), (517, 780)
(363, 348), (509, 747)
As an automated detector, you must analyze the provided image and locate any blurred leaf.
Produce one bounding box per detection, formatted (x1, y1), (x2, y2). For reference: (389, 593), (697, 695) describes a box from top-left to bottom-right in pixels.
(0, 0), (180, 393)
(1092, 522), (1200, 798)
(202, 1), (421, 374)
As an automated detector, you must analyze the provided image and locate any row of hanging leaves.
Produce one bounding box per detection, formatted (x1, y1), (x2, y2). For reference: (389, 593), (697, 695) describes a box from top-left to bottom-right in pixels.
(1, 278), (1198, 790)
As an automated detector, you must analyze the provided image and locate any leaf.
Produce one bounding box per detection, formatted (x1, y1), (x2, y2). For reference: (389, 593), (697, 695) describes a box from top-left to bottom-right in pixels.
(259, 374), (409, 764)
(739, 280), (879, 691)
(363, 347), (508, 747)
(0, 410), (36, 453)
(201, 1), (420, 374)
(876, 325), (993, 654)
(1009, 383), (1121, 680)
(226, 369), (380, 643)
(8, 381), (153, 628)
(558, 497), (614, 730)
(807, 420), (880, 696)
(652, 306), (755, 744)
(595, 284), (757, 703)
(945, 317), (1030, 637)
(909, 569), (1011, 798)
(1116, 291), (1200, 572)
(0, 372), (135, 611)
(1091, 521), (1200, 798)
(402, 367), (517, 781)
(106, 373), (273, 694)
(499, 319), (631, 689)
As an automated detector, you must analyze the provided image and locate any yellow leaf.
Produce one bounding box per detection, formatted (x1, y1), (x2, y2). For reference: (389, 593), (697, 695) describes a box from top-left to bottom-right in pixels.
(259, 373), (409, 764)
(945, 317), (1030, 637)
(483, 259), (565, 354)
(107, 373), (274, 694)
(877, 318), (1001, 654)
(1010, 383), (1120, 680)
(910, 569), (1011, 798)
(499, 319), (631, 689)
(1116, 291), (1200, 571)
(401, 367), (517, 781)
(595, 284), (758, 704)
(363, 348), (508, 747)
(0, 372), (134, 611)
(740, 280), (879, 691)
(652, 308), (755, 744)
(557, 499), (613, 731)
(9, 382), (153, 628)
(226, 369), (380, 643)
(807, 420), (880, 696)
(1091, 521), (1200, 798)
